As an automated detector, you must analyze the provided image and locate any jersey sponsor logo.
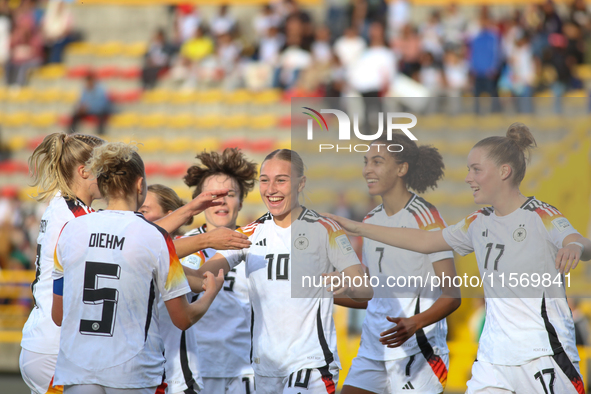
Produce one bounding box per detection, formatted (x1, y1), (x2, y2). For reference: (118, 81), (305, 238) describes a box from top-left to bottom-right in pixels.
(402, 381), (415, 390)
(335, 234), (354, 255)
(513, 225), (527, 242)
(552, 217), (571, 233)
(294, 235), (309, 250)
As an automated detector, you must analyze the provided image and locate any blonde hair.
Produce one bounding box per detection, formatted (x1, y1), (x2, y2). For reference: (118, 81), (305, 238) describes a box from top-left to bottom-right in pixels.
(148, 184), (193, 228)
(28, 133), (104, 202)
(85, 142), (145, 200)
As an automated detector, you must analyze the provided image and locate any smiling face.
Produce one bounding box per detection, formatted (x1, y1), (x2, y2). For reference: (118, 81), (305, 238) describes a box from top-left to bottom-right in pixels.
(202, 174), (242, 230)
(363, 143), (406, 197)
(465, 147), (505, 205)
(259, 157), (304, 225)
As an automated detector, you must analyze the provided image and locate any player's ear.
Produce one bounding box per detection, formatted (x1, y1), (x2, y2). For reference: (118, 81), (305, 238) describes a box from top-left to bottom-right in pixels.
(397, 162), (409, 177)
(77, 164), (89, 179)
(297, 176), (306, 193)
(499, 164), (512, 181)
(136, 176), (145, 195)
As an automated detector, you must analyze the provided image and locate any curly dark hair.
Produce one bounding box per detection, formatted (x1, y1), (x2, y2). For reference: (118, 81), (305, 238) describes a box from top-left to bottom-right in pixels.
(374, 133), (445, 194)
(184, 148), (258, 201)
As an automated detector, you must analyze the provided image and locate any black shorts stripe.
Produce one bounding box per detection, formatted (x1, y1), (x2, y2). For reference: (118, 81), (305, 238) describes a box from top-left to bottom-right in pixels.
(316, 301), (334, 365)
(414, 296), (435, 361)
(180, 330), (197, 394)
(144, 279), (156, 341)
(250, 306), (255, 363)
(541, 296), (585, 393)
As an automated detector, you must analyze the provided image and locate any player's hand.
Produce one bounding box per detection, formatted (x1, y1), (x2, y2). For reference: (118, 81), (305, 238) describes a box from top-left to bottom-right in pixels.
(379, 316), (418, 348)
(206, 227), (251, 250)
(323, 213), (361, 237)
(202, 269), (225, 295)
(321, 271), (349, 297)
(556, 243), (582, 274)
(186, 189), (229, 215)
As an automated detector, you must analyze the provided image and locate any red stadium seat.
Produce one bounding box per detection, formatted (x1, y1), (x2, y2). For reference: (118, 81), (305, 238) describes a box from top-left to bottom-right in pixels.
(144, 162), (162, 177)
(66, 65), (91, 79)
(118, 66), (142, 79)
(109, 89), (142, 103)
(27, 136), (46, 151)
(221, 138), (249, 151)
(96, 66), (120, 79)
(162, 162), (188, 178)
(249, 138), (275, 153)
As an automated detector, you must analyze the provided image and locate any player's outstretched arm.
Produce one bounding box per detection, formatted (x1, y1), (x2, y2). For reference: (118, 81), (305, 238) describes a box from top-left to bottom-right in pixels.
(324, 264), (373, 302)
(380, 258), (461, 348)
(155, 189), (229, 234)
(325, 213), (451, 255)
(183, 253), (231, 293)
(52, 293), (63, 327)
(556, 234), (591, 274)
(173, 227), (251, 259)
(165, 269), (225, 330)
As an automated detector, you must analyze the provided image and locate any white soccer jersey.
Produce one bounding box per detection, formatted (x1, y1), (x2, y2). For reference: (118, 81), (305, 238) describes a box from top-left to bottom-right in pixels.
(53, 210), (191, 388)
(442, 197), (580, 366)
(219, 208), (361, 377)
(182, 224), (253, 379)
(21, 193), (93, 355)
(359, 194), (453, 365)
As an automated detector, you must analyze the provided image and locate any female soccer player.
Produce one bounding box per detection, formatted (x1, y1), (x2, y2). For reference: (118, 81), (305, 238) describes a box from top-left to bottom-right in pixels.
(328, 123), (591, 394)
(139, 148), (258, 394)
(341, 135), (460, 394)
(51, 142), (225, 394)
(182, 148), (257, 394)
(140, 184), (193, 236)
(21, 132), (104, 394)
(185, 149), (373, 394)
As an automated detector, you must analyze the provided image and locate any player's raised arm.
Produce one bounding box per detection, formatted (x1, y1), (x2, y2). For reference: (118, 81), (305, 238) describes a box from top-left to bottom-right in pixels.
(173, 226), (251, 259)
(556, 234), (591, 273)
(183, 252), (232, 293)
(164, 269), (225, 330)
(325, 213), (452, 255)
(155, 189), (229, 234)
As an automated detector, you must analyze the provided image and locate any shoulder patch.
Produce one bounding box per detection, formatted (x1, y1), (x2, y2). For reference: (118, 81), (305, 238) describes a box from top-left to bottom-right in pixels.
(524, 198), (566, 231)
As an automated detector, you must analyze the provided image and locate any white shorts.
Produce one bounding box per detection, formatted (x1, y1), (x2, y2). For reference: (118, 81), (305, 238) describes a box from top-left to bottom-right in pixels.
(201, 375), (255, 394)
(255, 365), (338, 394)
(63, 385), (159, 394)
(467, 355), (585, 394)
(20, 348), (62, 394)
(344, 353), (449, 394)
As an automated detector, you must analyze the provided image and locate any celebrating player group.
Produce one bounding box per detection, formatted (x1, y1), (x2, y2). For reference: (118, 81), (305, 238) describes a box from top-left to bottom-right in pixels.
(20, 122), (591, 394)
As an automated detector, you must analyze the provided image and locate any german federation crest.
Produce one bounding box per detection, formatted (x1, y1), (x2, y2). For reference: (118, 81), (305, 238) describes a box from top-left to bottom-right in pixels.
(513, 227), (527, 242)
(295, 236), (309, 250)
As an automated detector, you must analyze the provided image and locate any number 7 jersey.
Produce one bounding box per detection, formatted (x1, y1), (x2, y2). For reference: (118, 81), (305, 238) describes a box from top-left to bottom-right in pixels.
(52, 210), (191, 388)
(442, 197), (580, 366)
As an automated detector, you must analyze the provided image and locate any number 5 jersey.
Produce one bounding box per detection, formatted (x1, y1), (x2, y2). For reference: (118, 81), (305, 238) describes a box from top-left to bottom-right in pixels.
(52, 210), (191, 388)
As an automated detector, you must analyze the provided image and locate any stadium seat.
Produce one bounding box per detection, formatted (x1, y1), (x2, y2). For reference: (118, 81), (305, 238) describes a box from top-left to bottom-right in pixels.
(6, 88), (34, 103)
(31, 112), (58, 128)
(66, 41), (93, 56)
(221, 138), (249, 151)
(144, 162), (162, 177)
(36, 88), (62, 103)
(445, 167), (467, 182)
(125, 42), (148, 57)
(249, 114), (277, 129)
(7, 135), (27, 151)
(96, 41), (124, 57)
(96, 65), (120, 79)
(27, 136), (46, 151)
(224, 114), (249, 129)
(170, 91), (199, 105)
(62, 90), (79, 104)
(109, 89), (142, 104)
(110, 112), (139, 128)
(274, 139), (291, 150)
(35, 64), (66, 80)
(0, 86), (6, 101)
(166, 138), (194, 153)
(172, 187), (192, 201)
(195, 114), (221, 129)
(168, 113), (195, 129)
(142, 89), (171, 104)
(66, 65), (91, 79)
(118, 66), (141, 79)
(3, 112), (29, 127)
(163, 162), (188, 178)
(224, 89), (252, 105)
(139, 113), (167, 128)
(194, 137), (220, 153)
(249, 138), (275, 153)
(252, 89), (281, 105)
(198, 89), (223, 104)
(139, 137), (164, 153)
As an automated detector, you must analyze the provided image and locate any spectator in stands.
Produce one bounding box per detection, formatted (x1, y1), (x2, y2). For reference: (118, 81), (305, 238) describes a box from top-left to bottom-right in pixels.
(253, 4), (281, 39)
(333, 26), (366, 69)
(70, 72), (114, 135)
(311, 25), (332, 65)
(42, 0), (74, 63)
(470, 14), (502, 114)
(211, 4), (236, 36)
(5, 23), (43, 86)
(256, 24), (284, 65)
(174, 3), (201, 45)
(419, 51), (444, 111)
(387, 0), (410, 39)
(351, 0), (387, 40)
(141, 28), (174, 90)
(272, 15), (312, 90)
(420, 10), (444, 61)
(544, 33), (572, 114)
(326, 0), (349, 42)
(509, 31), (536, 113)
(541, 0), (563, 36)
(442, 2), (465, 50)
(213, 31), (242, 89)
(570, 0), (591, 30)
(174, 25), (214, 88)
(391, 24), (422, 78)
(443, 47), (469, 113)
(0, 0), (10, 70)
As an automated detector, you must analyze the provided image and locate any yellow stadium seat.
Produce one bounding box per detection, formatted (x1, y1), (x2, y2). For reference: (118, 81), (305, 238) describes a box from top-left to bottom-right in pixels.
(139, 137), (164, 153)
(250, 114), (277, 129)
(253, 89), (281, 105)
(449, 114), (476, 130)
(3, 112), (29, 127)
(96, 41), (124, 57)
(31, 112), (57, 128)
(344, 188), (367, 205)
(334, 165), (361, 181)
(7, 135), (27, 151)
(224, 114), (249, 129)
(306, 189), (336, 205)
(142, 89), (171, 104)
(565, 90), (587, 98)
(110, 113), (139, 128)
(0, 86), (7, 101)
(169, 113), (195, 129)
(35, 64), (66, 80)
(166, 138), (194, 153)
(244, 190), (260, 204)
(198, 89), (223, 104)
(7, 88), (34, 103)
(307, 165), (332, 180)
(36, 88), (61, 103)
(66, 42), (93, 56)
(275, 139), (291, 150)
(18, 186), (38, 202)
(445, 167), (466, 182)
(125, 42), (148, 57)
(420, 114), (446, 130)
(139, 113), (167, 128)
(62, 90), (79, 104)
(195, 114), (221, 129)
(194, 138), (220, 153)
(447, 140), (473, 156)
(577, 64), (591, 80)
(224, 89), (252, 105)
(170, 91), (198, 105)
(172, 187), (192, 201)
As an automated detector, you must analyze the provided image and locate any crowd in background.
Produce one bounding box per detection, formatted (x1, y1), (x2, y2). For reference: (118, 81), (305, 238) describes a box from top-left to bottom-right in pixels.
(142, 0), (591, 113)
(0, 0), (79, 87)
